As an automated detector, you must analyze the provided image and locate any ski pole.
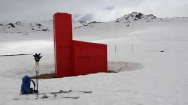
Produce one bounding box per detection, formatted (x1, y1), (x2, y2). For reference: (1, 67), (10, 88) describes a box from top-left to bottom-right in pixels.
(33, 53), (42, 96)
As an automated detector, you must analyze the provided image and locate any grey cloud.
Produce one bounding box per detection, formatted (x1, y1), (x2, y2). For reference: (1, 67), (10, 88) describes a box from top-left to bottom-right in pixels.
(105, 6), (115, 10)
(73, 14), (94, 23)
(0, 0), (187, 23)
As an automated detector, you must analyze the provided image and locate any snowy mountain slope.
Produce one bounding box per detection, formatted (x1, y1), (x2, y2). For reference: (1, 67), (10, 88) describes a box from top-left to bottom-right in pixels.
(0, 20), (85, 33)
(0, 12), (188, 105)
(0, 12), (171, 34)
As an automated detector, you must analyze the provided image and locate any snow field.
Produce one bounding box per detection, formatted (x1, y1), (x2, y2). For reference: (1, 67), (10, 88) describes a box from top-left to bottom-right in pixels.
(0, 13), (188, 104)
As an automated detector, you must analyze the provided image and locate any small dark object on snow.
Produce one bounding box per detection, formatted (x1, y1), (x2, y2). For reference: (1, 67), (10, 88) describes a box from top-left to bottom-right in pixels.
(115, 20), (119, 23)
(160, 50), (164, 52)
(33, 53), (42, 62)
(41, 28), (49, 31)
(15, 21), (21, 25)
(50, 90), (72, 95)
(62, 97), (80, 99)
(8, 23), (15, 28)
(135, 13), (143, 19)
(79, 91), (92, 93)
(42, 95), (48, 99)
(36, 23), (42, 27)
(59, 90), (72, 93)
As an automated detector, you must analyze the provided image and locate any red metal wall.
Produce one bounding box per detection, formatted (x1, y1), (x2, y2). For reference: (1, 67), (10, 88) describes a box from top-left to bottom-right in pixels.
(53, 13), (73, 78)
(54, 13), (107, 78)
(72, 40), (107, 76)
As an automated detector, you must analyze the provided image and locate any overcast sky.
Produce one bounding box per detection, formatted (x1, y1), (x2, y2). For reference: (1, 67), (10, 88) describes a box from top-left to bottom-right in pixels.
(0, 0), (188, 23)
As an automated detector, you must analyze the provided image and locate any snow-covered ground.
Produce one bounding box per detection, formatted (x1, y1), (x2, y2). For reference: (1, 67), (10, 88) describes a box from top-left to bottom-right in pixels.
(0, 12), (188, 105)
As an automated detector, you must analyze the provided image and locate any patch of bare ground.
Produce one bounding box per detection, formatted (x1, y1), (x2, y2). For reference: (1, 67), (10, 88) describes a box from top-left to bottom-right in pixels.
(30, 73), (55, 79)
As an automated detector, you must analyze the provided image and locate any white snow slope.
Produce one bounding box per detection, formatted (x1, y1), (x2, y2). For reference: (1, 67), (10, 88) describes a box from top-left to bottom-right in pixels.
(0, 12), (188, 105)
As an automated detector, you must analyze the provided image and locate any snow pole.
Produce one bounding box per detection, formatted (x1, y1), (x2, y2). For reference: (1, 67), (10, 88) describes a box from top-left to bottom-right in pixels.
(33, 53), (42, 96)
(36, 62), (39, 96)
(115, 45), (116, 53)
(132, 42), (134, 53)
